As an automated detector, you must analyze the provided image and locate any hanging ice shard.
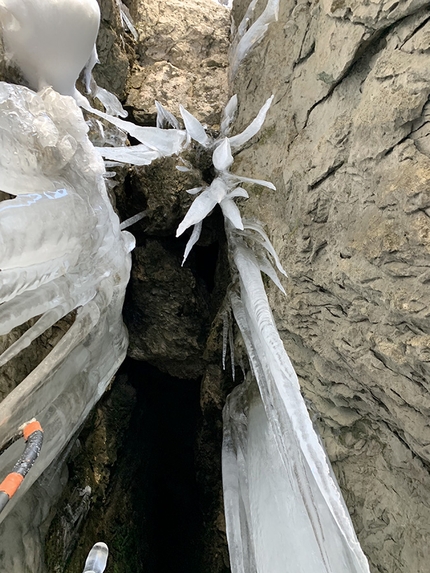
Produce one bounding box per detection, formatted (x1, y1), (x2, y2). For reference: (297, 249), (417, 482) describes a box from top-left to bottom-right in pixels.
(230, 0), (279, 77)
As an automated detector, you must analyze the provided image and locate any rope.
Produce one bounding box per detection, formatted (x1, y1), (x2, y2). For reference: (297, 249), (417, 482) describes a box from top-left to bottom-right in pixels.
(0, 419), (44, 514)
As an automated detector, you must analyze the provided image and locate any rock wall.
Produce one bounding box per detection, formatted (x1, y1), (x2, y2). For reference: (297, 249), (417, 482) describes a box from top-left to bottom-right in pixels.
(125, 0), (230, 125)
(43, 1), (232, 571)
(229, 1), (430, 571)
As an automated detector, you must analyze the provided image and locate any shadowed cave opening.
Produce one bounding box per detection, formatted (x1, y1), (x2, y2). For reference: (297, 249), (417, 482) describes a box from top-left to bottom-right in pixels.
(124, 359), (203, 573)
(45, 213), (229, 572)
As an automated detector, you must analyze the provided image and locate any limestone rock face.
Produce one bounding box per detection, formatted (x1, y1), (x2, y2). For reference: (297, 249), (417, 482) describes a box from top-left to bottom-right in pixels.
(125, 239), (211, 379)
(126, 0), (230, 125)
(230, 1), (430, 571)
(109, 0), (230, 381)
(94, 0), (131, 98)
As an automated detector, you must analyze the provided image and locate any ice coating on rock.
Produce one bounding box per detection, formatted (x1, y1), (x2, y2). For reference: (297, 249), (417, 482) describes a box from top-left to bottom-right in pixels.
(222, 225), (371, 573)
(83, 542), (109, 573)
(86, 104), (187, 164)
(0, 83), (133, 524)
(177, 93), (370, 572)
(227, 95), (274, 150)
(115, 0), (138, 41)
(0, 0), (100, 101)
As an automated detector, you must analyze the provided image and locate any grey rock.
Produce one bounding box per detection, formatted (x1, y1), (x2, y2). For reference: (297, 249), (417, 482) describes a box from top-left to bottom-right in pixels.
(230, 0), (430, 571)
(125, 0), (230, 126)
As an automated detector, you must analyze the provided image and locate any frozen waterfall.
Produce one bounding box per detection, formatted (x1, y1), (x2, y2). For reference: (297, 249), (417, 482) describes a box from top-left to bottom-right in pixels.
(0, 82), (134, 525)
(0, 0), (135, 565)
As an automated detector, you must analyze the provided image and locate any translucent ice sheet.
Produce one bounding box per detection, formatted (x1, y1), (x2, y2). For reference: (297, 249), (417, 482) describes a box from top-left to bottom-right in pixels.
(222, 228), (370, 573)
(0, 83), (133, 528)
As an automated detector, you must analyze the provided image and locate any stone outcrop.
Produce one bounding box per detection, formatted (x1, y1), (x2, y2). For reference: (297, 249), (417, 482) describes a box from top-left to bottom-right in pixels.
(229, 1), (430, 571)
(125, 0), (230, 125)
(95, 0), (131, 98)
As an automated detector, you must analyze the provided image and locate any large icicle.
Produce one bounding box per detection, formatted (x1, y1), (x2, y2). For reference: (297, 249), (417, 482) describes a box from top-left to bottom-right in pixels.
(223, 227), (370, 573)
(176, 95), (370, 572)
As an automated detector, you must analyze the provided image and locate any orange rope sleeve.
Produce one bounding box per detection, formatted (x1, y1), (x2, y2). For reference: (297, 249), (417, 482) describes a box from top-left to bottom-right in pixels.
(23, 421), (43, 441)
(0, 473), (24, 498)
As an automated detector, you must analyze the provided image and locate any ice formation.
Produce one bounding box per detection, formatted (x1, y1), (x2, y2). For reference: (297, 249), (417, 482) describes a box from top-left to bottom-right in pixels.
(176, 95), (275, 264)
(115, 0), (138, 41)
(0, 0), (100, 102)
(0, 0), (370, 569)
(177, 99), (371, 572)
(90, 105), (187, 165)
(230, 0), (279, 77)
(0, 83), (134, 528)
(83, 541), (109, 573)
(0, 0), (191, 543)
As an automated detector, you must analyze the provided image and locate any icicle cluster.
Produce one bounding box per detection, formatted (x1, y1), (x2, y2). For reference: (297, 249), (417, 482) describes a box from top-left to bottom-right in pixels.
(176, 94), (275, 264)
(0, 82), (134, 524)
(176, 96), (371, 572)
(0, 0), (141, 528)
(0, 2), (200, 530)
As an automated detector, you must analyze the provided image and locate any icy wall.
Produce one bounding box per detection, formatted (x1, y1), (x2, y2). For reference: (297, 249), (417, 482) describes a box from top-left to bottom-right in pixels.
(0, 81), (134, 537)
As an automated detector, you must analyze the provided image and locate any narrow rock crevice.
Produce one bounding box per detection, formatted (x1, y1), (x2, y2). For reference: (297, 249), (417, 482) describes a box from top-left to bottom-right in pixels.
(46, 360), (206, 573)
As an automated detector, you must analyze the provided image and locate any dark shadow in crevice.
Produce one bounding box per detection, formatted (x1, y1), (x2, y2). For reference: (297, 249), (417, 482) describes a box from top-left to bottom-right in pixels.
(189, 241), (219, 293)
(123, 359), (203, 573)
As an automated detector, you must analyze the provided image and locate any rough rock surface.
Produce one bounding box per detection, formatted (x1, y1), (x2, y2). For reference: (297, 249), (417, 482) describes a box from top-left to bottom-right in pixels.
(110, 0), (230, 379)
(95, 0), (131, 98)
(229, 1), (430, 571)
(45, 375), (137, 573)
(126, 0), (230, 125)
(1, 0), (231, 570)
(125, 238), (211, 378)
